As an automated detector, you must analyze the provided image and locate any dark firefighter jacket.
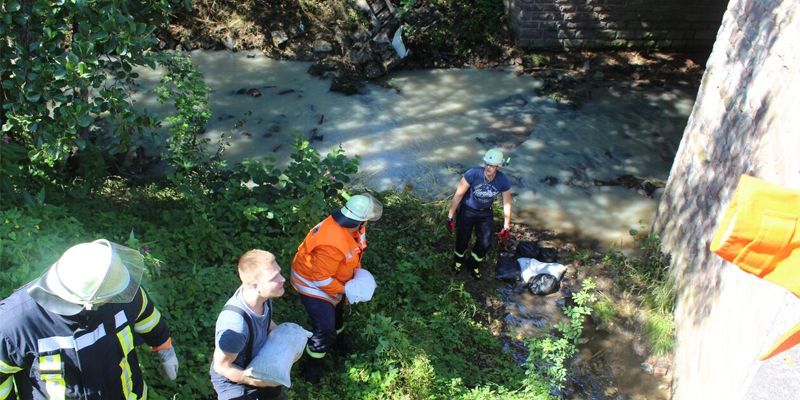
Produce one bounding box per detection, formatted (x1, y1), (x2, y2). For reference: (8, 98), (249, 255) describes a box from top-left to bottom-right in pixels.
(0, 285), (170, 399)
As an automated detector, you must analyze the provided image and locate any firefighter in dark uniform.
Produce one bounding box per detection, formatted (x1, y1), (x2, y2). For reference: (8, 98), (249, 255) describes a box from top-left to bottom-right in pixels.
(0, 239), (178, 399)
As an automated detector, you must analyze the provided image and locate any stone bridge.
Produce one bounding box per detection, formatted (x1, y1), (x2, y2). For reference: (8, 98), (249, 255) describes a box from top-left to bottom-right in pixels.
(503, 0), (728, 50)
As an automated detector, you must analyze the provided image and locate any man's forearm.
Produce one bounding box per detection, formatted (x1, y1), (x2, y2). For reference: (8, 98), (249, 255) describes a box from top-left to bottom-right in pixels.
(216, 363), (277, 388)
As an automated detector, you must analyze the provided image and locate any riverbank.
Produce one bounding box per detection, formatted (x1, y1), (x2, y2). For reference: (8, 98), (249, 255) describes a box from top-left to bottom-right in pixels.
(160, 0), (707, 105)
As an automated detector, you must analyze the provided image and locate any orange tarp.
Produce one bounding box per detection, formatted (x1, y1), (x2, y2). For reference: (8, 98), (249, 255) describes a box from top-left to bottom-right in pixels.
(710, 174), (800, 360)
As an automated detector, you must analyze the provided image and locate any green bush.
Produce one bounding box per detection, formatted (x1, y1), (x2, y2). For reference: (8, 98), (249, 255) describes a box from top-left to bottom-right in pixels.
(398, 0), (505, 60)
(1, 0), (178, 183)
(0, 205), (90, 298)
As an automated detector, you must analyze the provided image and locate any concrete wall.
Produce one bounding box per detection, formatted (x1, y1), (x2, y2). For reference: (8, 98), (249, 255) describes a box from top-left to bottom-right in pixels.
(652, 0), (800, 399)
(503, 0), (728, 50)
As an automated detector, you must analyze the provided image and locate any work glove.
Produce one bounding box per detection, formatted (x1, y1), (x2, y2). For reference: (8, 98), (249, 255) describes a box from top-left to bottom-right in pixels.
(445, 217), (455, 234)
(154, 345), (179, 380)
(499, 228), (511, 243)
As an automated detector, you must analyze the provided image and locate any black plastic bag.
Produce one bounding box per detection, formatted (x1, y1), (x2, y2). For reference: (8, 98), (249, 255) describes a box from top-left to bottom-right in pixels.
(527, 273), (560, 295)
(538, 247), (559, 263)
(495, 253), (520, 281)
(515, 241), (542, 259)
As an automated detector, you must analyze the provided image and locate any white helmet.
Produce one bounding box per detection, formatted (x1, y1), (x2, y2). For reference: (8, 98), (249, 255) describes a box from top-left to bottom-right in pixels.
(28, 239), (145, 315)
(483, 148), (505, 166)
(341, 193), (383, 222)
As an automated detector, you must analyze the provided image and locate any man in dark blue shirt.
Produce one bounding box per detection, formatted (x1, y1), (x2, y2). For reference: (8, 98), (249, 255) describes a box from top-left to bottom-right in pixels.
(446, 148), (513, 279)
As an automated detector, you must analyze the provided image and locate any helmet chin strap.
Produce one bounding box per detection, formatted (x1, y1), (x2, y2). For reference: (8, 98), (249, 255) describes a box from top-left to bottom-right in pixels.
(83, 302), (96, 311)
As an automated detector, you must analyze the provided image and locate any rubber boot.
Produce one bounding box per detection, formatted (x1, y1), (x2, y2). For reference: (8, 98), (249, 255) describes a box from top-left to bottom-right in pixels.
(301, 356), (324, 384)
(466, 253), (482, 280)
(452, 251), (465, 273)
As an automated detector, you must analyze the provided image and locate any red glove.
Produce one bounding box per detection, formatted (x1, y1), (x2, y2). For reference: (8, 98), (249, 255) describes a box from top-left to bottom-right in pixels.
(499, 228), (510, 243)
(446, 217), (455, 233)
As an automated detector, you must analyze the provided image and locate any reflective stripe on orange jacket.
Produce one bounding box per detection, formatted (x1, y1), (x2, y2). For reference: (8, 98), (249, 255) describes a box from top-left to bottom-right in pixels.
(291, 215), (367, 305)
(710, 174), (800, 360)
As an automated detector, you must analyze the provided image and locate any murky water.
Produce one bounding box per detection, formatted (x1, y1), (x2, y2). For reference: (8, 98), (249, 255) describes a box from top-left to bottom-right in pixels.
(132, 50), (695, 249)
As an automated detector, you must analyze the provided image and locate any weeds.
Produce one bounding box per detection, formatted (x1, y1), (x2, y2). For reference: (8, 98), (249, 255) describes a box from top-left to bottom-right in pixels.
(2, 154), (562, 398)
(592, 295), (617, 328)
(645, 312), (675, 356)
(527, 278), (598, 392)
(602, 228), (676, 357)
(530, 54), (552, 67)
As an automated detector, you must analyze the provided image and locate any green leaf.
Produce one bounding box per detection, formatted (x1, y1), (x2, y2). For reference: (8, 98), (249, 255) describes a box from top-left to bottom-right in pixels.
(36, 188), (45, 204)
(76, 114), (93, 128)
(6, 0), (21, 12)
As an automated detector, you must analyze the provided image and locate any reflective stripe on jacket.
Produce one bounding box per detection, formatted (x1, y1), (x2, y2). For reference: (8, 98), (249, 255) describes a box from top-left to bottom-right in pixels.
(291, 215), (367, 305)
(0, 286), (171, 399)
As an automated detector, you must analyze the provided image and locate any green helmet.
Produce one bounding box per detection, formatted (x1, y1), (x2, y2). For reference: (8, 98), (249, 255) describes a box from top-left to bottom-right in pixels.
(341, 193), (383, 222)
(483, 148), (504, 166)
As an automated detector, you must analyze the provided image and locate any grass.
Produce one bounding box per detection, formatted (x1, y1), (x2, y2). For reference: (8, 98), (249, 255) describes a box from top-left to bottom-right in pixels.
(593, 296), (617, 328)
(599, 231), (676, 356)
(644, 312), (675, 356)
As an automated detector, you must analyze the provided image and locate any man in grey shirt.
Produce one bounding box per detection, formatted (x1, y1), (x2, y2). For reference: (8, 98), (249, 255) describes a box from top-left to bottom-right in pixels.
(210, 249), (287, 400)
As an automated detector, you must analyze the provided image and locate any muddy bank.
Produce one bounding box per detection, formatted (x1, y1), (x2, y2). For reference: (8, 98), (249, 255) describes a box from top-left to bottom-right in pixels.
(475, 228), (672, 400)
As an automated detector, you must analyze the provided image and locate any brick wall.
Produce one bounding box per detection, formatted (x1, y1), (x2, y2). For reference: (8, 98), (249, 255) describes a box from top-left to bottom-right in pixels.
(653, 0), (800, 398)
(504, 0), (728, 50)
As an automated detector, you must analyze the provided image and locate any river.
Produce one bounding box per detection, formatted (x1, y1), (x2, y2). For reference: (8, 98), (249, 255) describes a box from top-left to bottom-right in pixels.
(132, 50), (695, 248)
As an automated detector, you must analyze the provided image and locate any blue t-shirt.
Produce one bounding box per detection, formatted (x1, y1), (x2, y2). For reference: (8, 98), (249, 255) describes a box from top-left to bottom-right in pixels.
(214, 287), (272, 368)
(462, 167), (511, 210)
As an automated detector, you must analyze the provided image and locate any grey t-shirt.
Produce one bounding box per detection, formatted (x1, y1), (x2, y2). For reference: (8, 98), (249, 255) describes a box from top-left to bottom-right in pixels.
(214, 286), (272, 367)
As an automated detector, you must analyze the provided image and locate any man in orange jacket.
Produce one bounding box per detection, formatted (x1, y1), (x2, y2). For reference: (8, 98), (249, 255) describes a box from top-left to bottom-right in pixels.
(291, 194), (382, 383)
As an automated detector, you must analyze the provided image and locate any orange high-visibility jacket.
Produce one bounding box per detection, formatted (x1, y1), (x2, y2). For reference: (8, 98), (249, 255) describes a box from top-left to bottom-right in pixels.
(710, 174), (800, 360)
(291, 215), (367, 305)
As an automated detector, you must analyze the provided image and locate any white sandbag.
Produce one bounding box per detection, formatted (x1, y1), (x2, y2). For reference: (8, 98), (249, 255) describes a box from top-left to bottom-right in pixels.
(243, 322), (312, 388)
(345, 268), (376, 304)
(518, 257), (567, 283)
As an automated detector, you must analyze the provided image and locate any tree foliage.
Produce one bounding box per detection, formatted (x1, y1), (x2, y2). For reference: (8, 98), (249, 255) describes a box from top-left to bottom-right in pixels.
(0, 0), (176, 184)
